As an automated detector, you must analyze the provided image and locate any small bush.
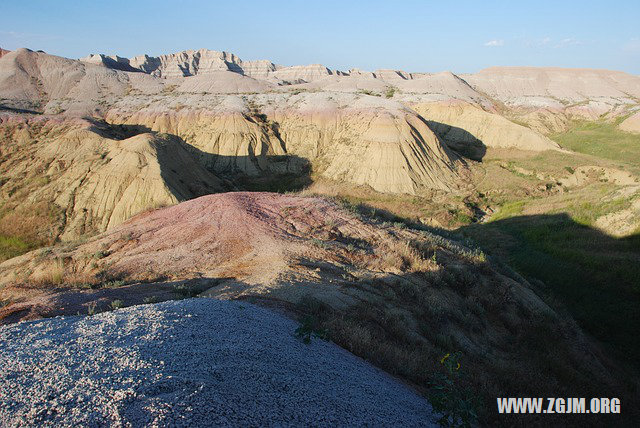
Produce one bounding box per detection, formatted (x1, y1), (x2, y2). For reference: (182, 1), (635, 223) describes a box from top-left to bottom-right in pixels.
(32, 259), (65, 285)
(310, 238), (329, 249)
(110, 299), (124, 310)
(324, 218), (338, 228)
(385, 87), (396, 98)
(109, 280), (126, 288)
(295, 315), (329, 344)
(87, 301), (98, 316)
(143, 296), (160, 304)
(173, 283), (199, 298)
(93, 250), (109, 259)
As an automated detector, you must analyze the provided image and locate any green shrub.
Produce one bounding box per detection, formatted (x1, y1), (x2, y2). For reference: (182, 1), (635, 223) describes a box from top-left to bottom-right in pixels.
(295, 315), (329, 344)
(430, 352), (479, 427)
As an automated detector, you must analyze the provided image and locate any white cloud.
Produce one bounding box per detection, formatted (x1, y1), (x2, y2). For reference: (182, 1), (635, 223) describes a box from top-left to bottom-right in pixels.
(484, 39), (504, 47)
(555, 37), (582, 48)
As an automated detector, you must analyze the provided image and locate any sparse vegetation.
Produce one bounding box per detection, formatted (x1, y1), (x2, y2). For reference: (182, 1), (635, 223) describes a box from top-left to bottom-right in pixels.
(384, 86), (396, 98)
(87, 301), (98, 316)
(0, 235), (33, 262)
(310, 237), (329, 249)
(110, 299), (124, 310)
(357, 89), (380, 97)
(295, 315), (329, 344)
(489, 200), (525, 222)
(0, 202), (63, 262)
(173, 282), (204, 298)
(32, 259), (65, 285)
(463, 212), (640, 366)
(143, 295), (160, 304)
(93, 250), (109, 259)
(430, 352), (479, 428)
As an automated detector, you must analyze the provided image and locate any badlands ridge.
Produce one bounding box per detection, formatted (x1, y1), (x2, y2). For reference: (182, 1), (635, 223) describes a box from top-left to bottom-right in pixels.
(0, 47), (639, 241)
(1, 47), (639, 424)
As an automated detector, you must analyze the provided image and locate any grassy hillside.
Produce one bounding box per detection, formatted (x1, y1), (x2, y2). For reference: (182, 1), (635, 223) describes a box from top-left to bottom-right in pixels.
(551, 119), (640, 166)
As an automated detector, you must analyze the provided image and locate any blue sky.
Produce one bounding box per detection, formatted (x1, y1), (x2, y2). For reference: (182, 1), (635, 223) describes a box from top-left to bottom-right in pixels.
(1, 0), (639, 74)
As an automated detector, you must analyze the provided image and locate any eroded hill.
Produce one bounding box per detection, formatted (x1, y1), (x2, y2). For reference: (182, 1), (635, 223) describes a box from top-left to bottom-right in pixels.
(0, 192), (631, 425)
(2, 46), (640, 425)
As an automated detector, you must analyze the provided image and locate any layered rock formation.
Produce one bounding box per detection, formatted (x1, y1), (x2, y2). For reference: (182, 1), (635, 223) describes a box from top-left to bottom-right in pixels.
(105, 92), (463, 194)
(373, 69), (412, 81)
(465, 66), (640, 103)
(0, 115), (224, 239)
(272, 64), (334, 83)
(412, 101), (560, 155)
(0, 48), (160, 115)
(128, 49), (244, 77)
(3, 46), (640, 239)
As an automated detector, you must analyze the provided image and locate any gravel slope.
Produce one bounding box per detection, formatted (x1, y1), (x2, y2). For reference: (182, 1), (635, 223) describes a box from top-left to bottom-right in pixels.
(0, 298), (436, 427)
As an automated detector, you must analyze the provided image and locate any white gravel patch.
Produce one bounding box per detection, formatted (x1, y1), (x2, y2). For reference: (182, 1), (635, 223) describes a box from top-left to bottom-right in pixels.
(0, 298), (436, 427)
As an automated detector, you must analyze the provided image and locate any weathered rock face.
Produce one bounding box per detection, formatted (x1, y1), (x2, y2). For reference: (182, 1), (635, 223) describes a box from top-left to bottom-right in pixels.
(79, 54), (140, 72)
(176, 72), (274, 94)
(106, 92), (463, 194)
(0, 48), (160, 115)
(272, 95), (461, 194)
(373, 69), (412, 81)
(0, 48), (9, 59)
(348, 68), (375, 78)
(271, 64), (334, 83)
(0, 116), (224, 239)
(463, 66), (640, 107)
(240, 60), (281, 79)
(128, 49), (244, 77)
(3, 47), (640, 241)
(413, 102), (560, 154)
(75, 48), (640, 119)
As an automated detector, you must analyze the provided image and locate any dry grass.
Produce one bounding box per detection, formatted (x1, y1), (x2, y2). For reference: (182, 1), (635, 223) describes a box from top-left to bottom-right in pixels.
(30, 259), (65, 286)
(296, 263), (636, 426)
(368, 238), (437, 272)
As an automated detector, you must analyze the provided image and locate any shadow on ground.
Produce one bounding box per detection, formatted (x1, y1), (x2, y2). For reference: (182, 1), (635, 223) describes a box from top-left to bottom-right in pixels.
(0, 277), (241, 324)
(423, 119), (487, 161)
(459, 212), (640, 365)
(89, 118), (313, 193)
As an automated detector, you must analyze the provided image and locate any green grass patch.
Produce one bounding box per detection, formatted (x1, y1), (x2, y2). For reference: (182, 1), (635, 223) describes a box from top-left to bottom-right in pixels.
(0, 235), (37, 262)
(569, 197), (632, 226)
(489, 200), (525, 222)
(550, 120), (640, 165)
